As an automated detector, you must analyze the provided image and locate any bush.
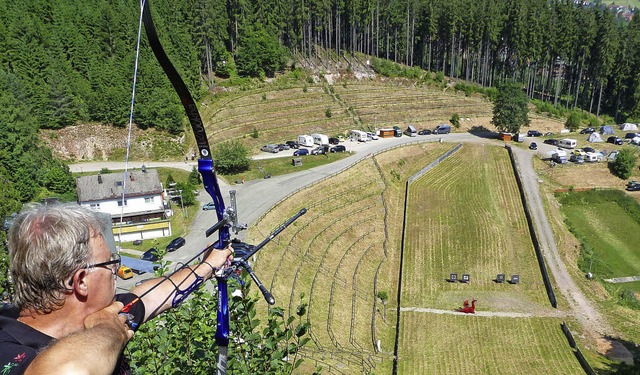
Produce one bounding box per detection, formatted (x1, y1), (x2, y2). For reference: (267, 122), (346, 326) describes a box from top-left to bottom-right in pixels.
(450, 113), (461, 128)
(609, 148), (637, 179)
(212, 140), (251, 174)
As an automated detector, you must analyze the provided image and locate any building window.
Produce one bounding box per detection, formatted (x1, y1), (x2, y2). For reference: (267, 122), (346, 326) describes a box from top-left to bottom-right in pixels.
(144, 197), (154, 203)
(90, 203), (100, 210)
(115, 181), (123, 187)
(118, 200), (128, 207)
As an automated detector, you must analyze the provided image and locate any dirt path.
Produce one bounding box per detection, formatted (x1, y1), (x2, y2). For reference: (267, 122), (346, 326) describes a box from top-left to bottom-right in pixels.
(511, 147), (633, 364)
(399, 307), (568, 319)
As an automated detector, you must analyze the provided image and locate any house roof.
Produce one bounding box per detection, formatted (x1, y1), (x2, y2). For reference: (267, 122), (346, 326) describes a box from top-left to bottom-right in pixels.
(76, 169), (163, 203)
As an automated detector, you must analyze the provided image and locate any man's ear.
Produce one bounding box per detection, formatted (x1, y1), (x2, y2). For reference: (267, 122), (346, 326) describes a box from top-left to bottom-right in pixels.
(71, 269), (90, 298)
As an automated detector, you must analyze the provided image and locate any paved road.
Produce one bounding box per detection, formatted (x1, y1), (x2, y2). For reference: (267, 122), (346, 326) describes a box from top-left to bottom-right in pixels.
(74, 133), (627, 360)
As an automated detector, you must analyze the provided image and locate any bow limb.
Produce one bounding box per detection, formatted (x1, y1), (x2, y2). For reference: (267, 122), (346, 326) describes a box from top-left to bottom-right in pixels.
(140, 0), (230, 351)
(140, 0), (229, 248)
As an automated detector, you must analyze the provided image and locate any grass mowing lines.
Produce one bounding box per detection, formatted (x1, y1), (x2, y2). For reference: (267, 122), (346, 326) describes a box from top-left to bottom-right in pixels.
(306, 215), (381, 348)
(402, 145), (548, 310)
(326, 232), (377, 351)
(249, 159), (390, 373)
(397, 313), (583, 374)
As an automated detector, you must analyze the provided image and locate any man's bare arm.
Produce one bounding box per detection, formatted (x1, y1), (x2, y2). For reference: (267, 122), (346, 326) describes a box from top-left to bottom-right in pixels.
(132, 246), (233, 321)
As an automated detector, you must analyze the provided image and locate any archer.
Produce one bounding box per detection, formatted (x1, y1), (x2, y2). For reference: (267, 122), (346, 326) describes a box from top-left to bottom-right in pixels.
(0, 204), (233, 374)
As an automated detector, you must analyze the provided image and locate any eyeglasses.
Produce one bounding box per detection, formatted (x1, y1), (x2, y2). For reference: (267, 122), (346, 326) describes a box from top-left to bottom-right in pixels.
(86, 253), (121, 276)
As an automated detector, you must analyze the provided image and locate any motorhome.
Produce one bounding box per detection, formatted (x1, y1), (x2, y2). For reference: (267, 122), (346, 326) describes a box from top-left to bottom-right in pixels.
(558, 138), (577, 149)
(350, 130), (368, 142)
(404, 125), (417, 137)
(297, 135), (314, 147)
(311, 133), (329, 145)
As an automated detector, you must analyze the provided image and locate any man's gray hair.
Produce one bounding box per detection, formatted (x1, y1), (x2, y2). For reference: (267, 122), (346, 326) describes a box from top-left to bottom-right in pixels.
(8, 204), (106, 313)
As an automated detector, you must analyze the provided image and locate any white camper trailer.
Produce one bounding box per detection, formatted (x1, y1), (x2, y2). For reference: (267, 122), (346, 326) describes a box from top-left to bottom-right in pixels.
(558, 138), (577, 149)
(297, 135), (314, 147)
(311, 133), (329, 145)
(350, 130), (368, 142)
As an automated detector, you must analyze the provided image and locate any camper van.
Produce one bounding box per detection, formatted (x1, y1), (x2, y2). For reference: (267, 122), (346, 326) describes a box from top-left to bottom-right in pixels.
(558, 138), (577, 149)
(350, 130), (368, 142)
(297, 135), (314, 147)
(404, 125), (417, 137)
(433, 124), (451, 134)
(311, 133), (329, 145)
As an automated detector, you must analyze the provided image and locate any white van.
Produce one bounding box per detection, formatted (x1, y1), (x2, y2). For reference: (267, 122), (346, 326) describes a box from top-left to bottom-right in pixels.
(404, 125), (417, 137)
(350, 130), (368, 142)
(297, 135), (314, 147)
(311, 133), (329, 145)
(558, 138), (577, 149)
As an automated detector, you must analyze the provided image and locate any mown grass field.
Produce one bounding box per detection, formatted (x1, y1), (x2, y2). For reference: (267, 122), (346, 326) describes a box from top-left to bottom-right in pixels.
(397, 145), (582, 373)
(398, 314), (580, 374)
(403, 146), (550, 309)
(249, 143), (586, 373)
(250, 143), (453, 374)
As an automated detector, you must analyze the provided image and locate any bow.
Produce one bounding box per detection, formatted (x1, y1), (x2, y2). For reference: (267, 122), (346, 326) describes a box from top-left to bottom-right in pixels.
(140, 0), (235, 369)
(137, 2), (306, 374)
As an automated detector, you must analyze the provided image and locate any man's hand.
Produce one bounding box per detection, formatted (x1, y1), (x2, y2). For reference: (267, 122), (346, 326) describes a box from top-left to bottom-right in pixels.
(204, 244), (234, 272)
(84, 301), (134, 343)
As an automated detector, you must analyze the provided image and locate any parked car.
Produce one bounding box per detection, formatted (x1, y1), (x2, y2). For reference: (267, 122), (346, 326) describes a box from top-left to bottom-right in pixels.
(118, 266), (134, 280)
(165, 237), (186, 252)
(366, 132), (379, 140)
(529, 142), (537, 150)
(418, 129), (431, 135)
(277, 144), (290, 151)
(607, 136), (624, 145)
(285, 140), (299, 149)
(261, 144), (280, 153)
(570, 154), (585, 164)
(328, 137), (340, 145)
(572, 149), (586, 156)
(132, 239), (143, 246)
(293, 148), (309, 156)
(141, 248), (159, 262)
(580, 127), (596, 134)
(627, 180), (639, 188)
(527, 130), (542, 137)
(202, 202), (216, 210)
(624, 132), (639, 139)
(544, 139), (559, 146)
(311, 146), (326, 155)
(627, 182), (640, 191)
(330, 145), (346, 153)
(583, 147), (596, 153)
(544, 132), (555, 136)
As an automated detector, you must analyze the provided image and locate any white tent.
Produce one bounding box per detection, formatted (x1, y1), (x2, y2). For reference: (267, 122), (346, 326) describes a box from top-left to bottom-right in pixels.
(587, 132), (603, 142)
(620, 123), (639, 131)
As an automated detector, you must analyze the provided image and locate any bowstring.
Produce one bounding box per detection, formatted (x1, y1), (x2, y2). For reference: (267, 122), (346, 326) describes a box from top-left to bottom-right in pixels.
(117, 0), (147, 251)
